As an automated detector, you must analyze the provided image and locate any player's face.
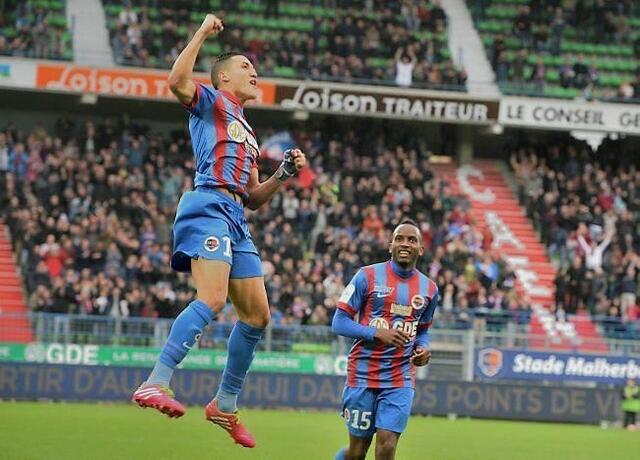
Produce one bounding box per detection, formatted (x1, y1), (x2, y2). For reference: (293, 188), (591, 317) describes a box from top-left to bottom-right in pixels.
(225, 55), (259, 101)
(389, 224), (424, 268)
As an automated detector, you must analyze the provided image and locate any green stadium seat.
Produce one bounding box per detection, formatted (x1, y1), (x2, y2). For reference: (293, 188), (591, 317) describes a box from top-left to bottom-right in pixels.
(49, 15), (67, 28)
(273, 66), (296, 78)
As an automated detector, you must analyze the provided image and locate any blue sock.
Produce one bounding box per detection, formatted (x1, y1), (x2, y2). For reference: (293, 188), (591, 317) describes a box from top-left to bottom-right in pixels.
(215, 320), (264, 413)
(335, 447), (347, 460)
(146, 299), (216, 386)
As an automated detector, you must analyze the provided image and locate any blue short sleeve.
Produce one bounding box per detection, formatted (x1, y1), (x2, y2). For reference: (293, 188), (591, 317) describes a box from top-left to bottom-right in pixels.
(337, 269), (369, 317)
(182, 82), (218, 118)
(418, 286), (438, 332)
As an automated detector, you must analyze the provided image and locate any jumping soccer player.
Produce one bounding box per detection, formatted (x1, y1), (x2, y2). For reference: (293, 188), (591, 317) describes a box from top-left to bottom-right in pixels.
(131, 14), (306, 448)
(332, 220), (438, 460)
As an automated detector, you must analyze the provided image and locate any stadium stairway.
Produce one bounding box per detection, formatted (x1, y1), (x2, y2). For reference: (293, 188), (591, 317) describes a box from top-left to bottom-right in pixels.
(0, 223), (32, 343)
(431, 160), (608, 352)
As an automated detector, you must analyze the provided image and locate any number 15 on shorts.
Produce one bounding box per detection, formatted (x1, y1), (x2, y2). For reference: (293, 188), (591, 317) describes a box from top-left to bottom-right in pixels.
(344, 408), (372, 430)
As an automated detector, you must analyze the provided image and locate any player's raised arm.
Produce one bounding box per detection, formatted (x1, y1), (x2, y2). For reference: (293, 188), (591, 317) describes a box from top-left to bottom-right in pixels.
(168, 14), (224, 105)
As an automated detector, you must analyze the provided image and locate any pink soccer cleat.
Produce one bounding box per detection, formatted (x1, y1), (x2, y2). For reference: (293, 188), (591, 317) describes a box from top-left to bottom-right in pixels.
(131, 383), (186, 418)
(205, 399), (256, 448)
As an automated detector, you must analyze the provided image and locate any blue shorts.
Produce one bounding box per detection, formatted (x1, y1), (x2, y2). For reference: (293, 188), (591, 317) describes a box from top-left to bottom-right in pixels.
(341, 387), (415, 438)
(170, 187), (263, 279)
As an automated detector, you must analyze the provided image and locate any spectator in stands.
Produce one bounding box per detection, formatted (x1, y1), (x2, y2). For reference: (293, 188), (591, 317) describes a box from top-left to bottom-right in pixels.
(491, 33), (507, 68)
(495, 51), (510, 83)
(395, 45), (417, 87)
(512, 5), (532, 46)
(550, 7), (565, 56)
(620, 265), (638, 321)
(511, 49), (528, 89)
(0, 132), (9, 191)
(264, 0), (280, 18)
(573, 53), (590, 89)
(8, 142), (27, 179)
(559, 57), (575, 88)
(530, 57), (546, 94)
(119, 2), (138, 26)
(532, 24), (549, 54)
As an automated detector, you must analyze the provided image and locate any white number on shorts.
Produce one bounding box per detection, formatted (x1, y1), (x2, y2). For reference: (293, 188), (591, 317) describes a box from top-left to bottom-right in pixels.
(347, 409), (372, 430)
(222, 236), (232, 258)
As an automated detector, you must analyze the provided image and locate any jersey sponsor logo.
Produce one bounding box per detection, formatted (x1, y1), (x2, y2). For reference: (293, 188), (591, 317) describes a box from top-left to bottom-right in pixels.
(393, 320), (418, 338)
(204, 236), (220, 252)
(391, 303), (412, 316)
(411, 294), (426, 310)
(227, 120), (248, 143)
(369, 318), (389, 329)
(373, 285), (394, 298)
(478, 347), (503, 377)
(339, 284), (356, 304)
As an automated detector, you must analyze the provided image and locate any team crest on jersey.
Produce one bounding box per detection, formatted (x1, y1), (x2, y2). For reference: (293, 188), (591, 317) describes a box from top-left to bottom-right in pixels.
(204, 236), (220, 252)
(227, 121), (247, 143)
(369, 318), (389, 329)
(411, 295), (426, 310)
(373, 285), (394, 298)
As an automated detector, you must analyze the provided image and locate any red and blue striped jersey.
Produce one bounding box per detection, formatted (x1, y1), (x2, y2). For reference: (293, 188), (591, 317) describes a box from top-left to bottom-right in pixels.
(183, 82), (260, 199)
(337, 261), (439, 389)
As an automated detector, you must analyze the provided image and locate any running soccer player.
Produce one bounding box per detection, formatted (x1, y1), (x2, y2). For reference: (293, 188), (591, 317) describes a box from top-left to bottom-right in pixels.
(131, 14), (306, 448)
(332, 220), (438, 460)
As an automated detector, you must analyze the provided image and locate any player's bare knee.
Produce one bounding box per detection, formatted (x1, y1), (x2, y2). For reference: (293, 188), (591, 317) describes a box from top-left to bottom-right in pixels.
(376, 437), (397, 458)
(346, 450), (367, 460)
(245, 309), (270, 328)
(198, 297), (226, 314)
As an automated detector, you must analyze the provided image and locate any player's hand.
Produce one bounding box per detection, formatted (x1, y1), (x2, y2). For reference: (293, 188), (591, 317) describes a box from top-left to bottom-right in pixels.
(198, 14), (224, 37)
(374, 328), (410, 348)
(289, 148), (306, 172)
(275, 148), (306, 182)
(410, 347), (431, 367)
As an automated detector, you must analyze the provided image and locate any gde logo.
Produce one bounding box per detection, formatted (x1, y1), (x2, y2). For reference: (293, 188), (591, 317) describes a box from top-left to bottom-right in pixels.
(478, 348), (503, 377)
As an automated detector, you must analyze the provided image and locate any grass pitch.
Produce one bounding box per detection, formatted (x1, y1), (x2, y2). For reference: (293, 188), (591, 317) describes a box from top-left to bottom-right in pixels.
(0, 401), (637, 460)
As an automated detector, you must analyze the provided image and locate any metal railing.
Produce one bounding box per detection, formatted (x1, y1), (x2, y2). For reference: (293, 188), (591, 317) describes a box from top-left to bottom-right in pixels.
(3, 313), (640, 381)
(3, 313), (639, 351)
(0, 312), (471, 380)
(476, 330), (640, 357)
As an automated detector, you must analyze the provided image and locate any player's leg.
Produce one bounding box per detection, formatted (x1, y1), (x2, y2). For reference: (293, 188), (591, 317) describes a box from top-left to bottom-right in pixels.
(148, 258), (229, 383)
(373, 387), (415, 460)
(374, 430), (401, 460)
(204, 248), (266, 448)
(133, 193), (232, 417)
(132, 258), (229, 416)
(335, 435), (372, 460)
(337, 387), (377, 460)
(216, 268), (270, 412)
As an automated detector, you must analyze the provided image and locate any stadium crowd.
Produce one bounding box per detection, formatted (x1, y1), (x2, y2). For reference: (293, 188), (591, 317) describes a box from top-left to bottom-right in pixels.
(0, 115), (525, 329)
(106, 0), (467, 90)
(471, 0), (640, 100)
(510, 139), (640, 334)
(0, 0), (72, 60)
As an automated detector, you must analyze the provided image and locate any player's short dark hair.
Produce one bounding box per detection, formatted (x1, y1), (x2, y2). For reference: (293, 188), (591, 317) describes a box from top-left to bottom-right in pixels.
(397, 218), (419, 229)
(211, 51), (245, 88)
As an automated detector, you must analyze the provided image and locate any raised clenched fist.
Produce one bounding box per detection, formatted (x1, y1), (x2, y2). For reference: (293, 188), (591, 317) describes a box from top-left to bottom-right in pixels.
(199, 14), (224, 37)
